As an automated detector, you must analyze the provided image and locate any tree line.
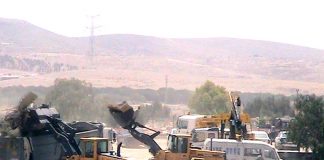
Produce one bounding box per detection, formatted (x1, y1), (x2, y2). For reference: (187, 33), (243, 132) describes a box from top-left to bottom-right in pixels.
(0, 78), (178, 126)
(188, 80), (295, 119)
(1, 79), (298, 123)
(0, 81), (192, 107)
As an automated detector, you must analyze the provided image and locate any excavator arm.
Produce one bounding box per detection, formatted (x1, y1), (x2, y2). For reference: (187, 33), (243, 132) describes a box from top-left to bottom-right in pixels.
(108, 102), (162, 156)
(44, 116), (82, 156)
(228, 92), (248, 139)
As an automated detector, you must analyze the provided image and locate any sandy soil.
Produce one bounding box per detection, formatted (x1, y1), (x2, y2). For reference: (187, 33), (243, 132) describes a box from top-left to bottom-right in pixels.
(2, 53), (324, 95)
(118, 136), (168, 160)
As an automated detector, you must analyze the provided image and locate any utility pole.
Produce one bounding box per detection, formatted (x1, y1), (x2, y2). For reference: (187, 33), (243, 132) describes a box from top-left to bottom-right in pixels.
(164, 75), (168, 105)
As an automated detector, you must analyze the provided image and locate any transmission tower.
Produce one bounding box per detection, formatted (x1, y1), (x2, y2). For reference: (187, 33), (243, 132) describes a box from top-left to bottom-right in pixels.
(87, 15), (100, 60)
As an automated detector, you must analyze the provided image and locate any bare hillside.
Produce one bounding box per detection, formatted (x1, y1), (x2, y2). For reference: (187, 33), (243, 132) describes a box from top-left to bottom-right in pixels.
(1, 18), (324, 94)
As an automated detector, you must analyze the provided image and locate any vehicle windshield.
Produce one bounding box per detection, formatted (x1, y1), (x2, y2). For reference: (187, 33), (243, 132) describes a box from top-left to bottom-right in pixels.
(192, 132), (206, 142)
(167, 135), (188, 153)
(281, 132), (287, 138)
(255, 132), (269, 139)
(264, 148), (280, 160)
(97, 140), (108, 153)
(177, 119), (188, 129)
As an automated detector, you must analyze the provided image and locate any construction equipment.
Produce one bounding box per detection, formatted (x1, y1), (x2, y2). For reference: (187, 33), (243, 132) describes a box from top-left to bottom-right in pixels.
(108, 101), (226, 160)
(68, 121), (117, 151)
(1, 92), (124, 160)
(67, 137), (124, 160)
(227, 92), (250, 140)
(173, 92), (252, 141)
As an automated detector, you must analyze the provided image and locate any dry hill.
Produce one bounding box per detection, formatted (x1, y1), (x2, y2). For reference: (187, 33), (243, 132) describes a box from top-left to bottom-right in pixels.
(1, 18), (324, 95)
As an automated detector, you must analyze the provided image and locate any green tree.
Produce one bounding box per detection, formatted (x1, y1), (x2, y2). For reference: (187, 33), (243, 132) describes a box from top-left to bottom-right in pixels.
(135, 101), (171, 124)
(289, 94), (324, 159)
(245, 95), (293, 118)
(45, 78), (95, 121)
(188, 81), (229, 114)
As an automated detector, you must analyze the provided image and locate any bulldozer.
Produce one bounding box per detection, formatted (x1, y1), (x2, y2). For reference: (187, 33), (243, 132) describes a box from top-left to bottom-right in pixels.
(108, 101), (226, 160)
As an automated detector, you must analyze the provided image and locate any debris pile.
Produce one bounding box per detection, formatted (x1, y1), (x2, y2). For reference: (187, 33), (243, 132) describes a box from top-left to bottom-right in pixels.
(1, 92), (37, 137)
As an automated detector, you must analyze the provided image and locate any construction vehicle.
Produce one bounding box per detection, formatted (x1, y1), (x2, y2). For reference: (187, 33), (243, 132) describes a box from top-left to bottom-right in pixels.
(1, 92), (124, 160)
(68, 121), (117, 151)
(67, 137), (124, 160)
(108, 101), (226, 160)
(173, 114), (205, 134)
(173, 92), (252, 141)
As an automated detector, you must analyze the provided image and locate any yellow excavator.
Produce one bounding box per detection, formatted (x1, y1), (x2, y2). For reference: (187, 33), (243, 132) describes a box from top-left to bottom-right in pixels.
(108, 102), (226, 160)
(195, 92), (253, 140)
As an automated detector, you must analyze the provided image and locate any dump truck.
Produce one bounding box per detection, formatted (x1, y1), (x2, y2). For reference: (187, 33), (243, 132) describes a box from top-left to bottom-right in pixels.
(108, 101), (226, 160)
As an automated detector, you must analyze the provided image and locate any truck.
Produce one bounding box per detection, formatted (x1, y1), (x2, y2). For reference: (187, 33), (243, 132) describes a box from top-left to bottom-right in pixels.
(172, 114), (205, 134)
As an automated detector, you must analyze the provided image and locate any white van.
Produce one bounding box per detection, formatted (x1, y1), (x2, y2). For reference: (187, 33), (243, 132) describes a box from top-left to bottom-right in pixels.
(203, 139), (280, 160)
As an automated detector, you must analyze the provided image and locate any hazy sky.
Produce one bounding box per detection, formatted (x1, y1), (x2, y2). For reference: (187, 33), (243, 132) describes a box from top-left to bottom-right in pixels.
(1, 0), (324, 49)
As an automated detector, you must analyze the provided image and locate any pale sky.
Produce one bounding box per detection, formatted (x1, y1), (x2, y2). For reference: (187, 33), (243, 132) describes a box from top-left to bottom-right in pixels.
(0, 0), (324, 49)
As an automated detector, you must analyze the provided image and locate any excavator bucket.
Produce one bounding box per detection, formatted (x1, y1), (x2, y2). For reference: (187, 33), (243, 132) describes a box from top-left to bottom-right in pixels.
(107, 102), (135, 129)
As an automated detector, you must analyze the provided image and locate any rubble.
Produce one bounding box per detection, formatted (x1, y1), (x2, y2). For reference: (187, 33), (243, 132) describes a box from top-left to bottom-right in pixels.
(0, 92), (37, 137)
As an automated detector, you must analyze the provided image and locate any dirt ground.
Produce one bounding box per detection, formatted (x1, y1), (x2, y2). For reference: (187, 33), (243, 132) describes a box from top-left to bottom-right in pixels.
(117, 136), (168, 160)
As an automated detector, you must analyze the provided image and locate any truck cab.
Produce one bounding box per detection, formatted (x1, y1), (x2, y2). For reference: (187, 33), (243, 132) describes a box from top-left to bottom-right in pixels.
(72, 137), (124, 160)
(156, 134), (225, 160)
(165, 134), (191, 159)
